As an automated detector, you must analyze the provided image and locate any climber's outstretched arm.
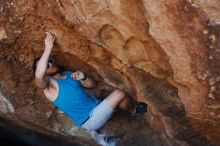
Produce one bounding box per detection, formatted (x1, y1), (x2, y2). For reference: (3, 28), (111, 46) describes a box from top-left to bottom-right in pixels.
(71, 71), (96, 88)
(35, 32), (55, 89)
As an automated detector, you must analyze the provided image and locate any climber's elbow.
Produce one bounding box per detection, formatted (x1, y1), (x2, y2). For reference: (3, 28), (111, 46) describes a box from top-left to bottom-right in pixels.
(88, 80), (96, 88)
(35, 76), (49, 89)
(80, 78), (96, 89)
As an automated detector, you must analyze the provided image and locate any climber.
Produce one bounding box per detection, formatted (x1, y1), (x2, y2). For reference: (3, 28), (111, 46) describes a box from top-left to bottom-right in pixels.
(32, 32), (148, 131)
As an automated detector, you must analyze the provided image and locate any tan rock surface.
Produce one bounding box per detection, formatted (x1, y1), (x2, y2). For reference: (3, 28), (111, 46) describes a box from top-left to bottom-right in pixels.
(0, 0), (219, 145)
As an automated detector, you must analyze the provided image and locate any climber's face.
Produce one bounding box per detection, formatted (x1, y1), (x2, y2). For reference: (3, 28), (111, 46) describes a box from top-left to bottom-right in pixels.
(45, 58), (60, 76)
(34, 58), (60, 77)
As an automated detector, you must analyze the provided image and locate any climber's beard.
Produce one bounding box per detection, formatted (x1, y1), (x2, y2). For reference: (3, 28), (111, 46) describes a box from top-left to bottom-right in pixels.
(46, 65), (60, 77)
(47, 70), (59, 77)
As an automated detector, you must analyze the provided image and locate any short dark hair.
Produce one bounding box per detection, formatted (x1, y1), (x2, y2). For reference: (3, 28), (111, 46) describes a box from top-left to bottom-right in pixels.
(32, 57), (41, 72)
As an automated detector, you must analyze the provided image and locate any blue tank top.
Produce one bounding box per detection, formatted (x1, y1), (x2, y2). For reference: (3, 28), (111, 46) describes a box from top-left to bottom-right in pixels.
(52, 71), (98, 126)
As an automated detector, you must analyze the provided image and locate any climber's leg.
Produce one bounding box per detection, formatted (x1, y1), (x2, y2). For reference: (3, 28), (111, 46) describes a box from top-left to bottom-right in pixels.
(82, 89), (148, 130)
(82, 89), (134, 130)
(106, 89), (135, 112)
(106, 89), (148, 116)
(81, 98), (114, 130)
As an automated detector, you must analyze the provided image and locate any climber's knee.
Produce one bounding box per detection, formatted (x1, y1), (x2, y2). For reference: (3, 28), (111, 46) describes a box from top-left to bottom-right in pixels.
(106, 89), (126, 109)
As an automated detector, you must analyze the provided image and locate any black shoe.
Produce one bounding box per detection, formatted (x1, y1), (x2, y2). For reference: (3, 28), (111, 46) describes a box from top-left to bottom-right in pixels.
(131, 102), (148, 116)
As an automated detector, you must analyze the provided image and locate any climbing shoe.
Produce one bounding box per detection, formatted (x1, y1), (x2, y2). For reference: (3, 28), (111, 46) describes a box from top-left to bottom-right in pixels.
(131, 102), (148, 116)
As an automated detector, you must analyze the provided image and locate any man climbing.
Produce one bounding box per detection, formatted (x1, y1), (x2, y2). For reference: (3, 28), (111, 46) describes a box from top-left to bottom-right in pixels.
(33, 32), (147, 130)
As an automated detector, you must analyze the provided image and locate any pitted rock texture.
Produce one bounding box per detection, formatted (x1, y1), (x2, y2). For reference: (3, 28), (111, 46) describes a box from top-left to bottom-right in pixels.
(188, 0), (220, 25)
(0, 0), (220, 146)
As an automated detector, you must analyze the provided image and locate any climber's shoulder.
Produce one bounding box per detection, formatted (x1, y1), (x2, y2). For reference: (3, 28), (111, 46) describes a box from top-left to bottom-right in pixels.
(43, 77), (59, 102)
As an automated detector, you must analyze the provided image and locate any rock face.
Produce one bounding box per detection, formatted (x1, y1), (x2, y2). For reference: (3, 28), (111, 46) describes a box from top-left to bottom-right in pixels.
(0, 0), (220, 145)
(189, 0), (220, 25)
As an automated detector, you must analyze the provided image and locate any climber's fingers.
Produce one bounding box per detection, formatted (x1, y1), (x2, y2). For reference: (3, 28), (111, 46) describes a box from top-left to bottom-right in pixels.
(71, 71), (85, 80)
(73, 72), (78, 79)
(52, 35), (55, 41)
(45, 32), (55, 42)
(71, 72), (78, 79)
(45, 32), (50, 36)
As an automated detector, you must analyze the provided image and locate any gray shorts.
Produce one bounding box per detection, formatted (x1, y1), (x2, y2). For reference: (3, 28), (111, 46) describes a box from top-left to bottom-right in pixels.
(81, 99), (114, 130)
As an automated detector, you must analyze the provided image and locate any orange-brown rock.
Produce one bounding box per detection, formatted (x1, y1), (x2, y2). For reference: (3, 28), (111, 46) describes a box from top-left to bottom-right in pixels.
(0, 0), (219, 145)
